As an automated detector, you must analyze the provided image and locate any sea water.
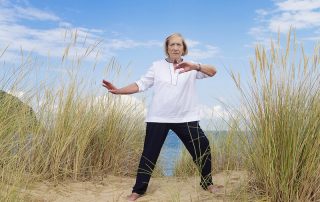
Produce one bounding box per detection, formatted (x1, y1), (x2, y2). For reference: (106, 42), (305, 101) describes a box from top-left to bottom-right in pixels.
(160, 130), (182, 176)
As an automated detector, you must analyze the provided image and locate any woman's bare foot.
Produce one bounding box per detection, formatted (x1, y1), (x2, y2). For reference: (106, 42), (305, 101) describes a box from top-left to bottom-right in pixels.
(127, 193), (142, 201)
(207, 184), (224, 193)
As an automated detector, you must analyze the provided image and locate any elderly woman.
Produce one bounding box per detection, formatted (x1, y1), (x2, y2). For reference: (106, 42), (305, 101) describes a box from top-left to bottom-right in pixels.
(103, 33), (221, 201)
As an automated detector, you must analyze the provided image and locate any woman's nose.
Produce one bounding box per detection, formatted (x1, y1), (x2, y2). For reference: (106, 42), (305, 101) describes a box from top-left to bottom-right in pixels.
(173, 44), (179, 49)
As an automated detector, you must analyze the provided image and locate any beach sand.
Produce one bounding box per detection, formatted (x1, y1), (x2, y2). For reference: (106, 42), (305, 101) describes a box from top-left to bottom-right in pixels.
(26, 171), (247, 202)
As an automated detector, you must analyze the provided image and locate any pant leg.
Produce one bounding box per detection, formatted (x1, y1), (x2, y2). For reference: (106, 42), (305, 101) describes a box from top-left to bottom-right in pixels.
(132, 122), (169, 194)
(171, 121), (213, 189)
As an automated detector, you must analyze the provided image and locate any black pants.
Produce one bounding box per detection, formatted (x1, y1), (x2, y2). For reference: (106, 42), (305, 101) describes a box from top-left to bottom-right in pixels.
(132, 121), (213, 194)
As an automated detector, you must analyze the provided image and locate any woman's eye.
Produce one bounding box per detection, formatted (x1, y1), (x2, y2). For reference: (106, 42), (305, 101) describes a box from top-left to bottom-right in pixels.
(170, 43), (182, 47)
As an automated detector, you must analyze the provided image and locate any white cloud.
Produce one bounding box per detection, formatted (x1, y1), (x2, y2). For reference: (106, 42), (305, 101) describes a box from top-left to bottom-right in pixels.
(250, 0), (320, 41)
(0, 1), (106, 63)
(302, 35), (320, 41)
(0, 1), (164, 65)
(185, 39), (200, 48)
(248, 26), (269, 39)
(255, 9), (269, 16)
(58, 21), (72, 28)
(106, 39), (162, 49)
(14, 6), (60, 21)
(184, 39), (219, 60)
(198, 104), (233, 130)
(276, 0), (320, 11)
(269, 10), (320, 33)
(188, 45), (219, 60)
(199, 104), (230, 120)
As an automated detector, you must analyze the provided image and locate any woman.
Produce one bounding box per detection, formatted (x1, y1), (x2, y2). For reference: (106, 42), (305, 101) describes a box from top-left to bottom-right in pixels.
(102, 33), (221, 201)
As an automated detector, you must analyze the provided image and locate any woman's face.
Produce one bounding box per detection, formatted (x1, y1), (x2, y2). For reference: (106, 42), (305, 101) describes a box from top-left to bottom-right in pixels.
(167, 36), (184, 60)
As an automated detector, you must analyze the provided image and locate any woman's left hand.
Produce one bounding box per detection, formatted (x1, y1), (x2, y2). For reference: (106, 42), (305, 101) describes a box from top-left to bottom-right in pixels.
(175, 61), (198, 73)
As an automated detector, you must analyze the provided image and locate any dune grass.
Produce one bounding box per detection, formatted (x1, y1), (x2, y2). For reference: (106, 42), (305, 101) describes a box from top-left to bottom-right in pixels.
(0, 34), (164, 200)
(231, 31), (320, 201)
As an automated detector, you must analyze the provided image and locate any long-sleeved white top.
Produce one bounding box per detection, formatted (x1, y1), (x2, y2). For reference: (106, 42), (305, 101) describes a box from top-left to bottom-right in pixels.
(135, 59), (209, 123)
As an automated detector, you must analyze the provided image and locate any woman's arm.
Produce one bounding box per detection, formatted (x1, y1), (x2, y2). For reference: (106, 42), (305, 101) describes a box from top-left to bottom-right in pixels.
(176, 61), (217, 77)
(102, 80), (139, 95)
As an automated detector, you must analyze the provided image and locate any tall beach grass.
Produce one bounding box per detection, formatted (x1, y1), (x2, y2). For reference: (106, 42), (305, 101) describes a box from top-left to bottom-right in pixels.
(0, 33), (163, 200)
(231, 31), (320, 201)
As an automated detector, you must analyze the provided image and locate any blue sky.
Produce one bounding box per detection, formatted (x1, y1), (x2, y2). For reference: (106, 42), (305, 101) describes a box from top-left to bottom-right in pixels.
(1, 0), (320, 127)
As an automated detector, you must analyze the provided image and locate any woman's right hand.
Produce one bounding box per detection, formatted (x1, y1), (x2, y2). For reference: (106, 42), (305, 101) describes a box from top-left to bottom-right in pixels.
(102, 80), (139, 95)
(102, 80), (119, 94)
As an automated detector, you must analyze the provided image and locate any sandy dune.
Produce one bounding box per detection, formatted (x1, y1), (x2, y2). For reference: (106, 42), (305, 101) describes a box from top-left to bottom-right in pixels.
(27, 171), (247, 202)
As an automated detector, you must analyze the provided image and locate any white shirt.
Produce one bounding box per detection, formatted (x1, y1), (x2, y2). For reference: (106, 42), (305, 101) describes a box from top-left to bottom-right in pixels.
(135, 59), (209, 123)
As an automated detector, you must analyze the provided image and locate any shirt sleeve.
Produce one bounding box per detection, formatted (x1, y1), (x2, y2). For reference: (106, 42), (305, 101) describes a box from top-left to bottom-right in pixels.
(135, 64), (155, 92)
(194, 62), (210, 79)
(196, 71), (210, 79)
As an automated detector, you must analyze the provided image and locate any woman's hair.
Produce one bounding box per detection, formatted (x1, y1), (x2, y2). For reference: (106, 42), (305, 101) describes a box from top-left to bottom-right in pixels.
(164, 33), (188, 57)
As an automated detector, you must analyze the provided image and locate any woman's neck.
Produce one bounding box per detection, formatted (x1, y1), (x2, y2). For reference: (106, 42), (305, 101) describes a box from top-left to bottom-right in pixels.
(166, 57), (183, 63)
